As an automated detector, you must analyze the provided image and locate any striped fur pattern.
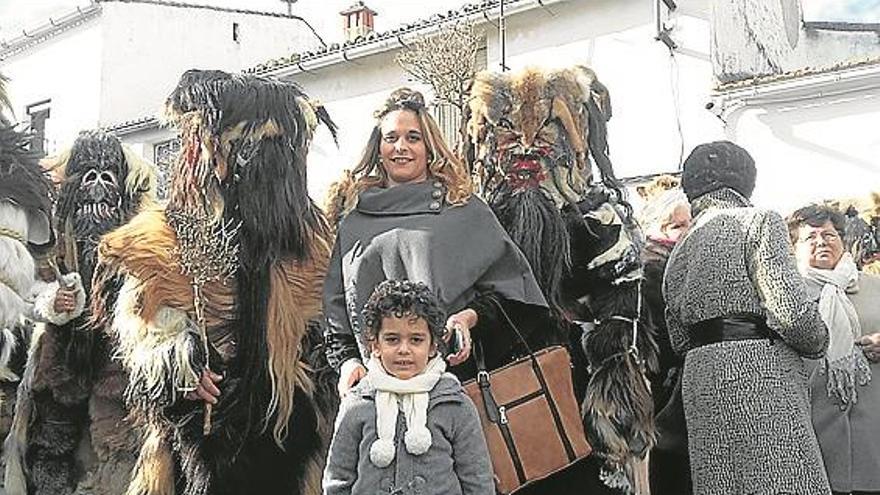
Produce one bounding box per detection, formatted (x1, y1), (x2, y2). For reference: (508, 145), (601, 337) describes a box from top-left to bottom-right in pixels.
(93, 70), (337, 495)
(467, 65), (656, 492)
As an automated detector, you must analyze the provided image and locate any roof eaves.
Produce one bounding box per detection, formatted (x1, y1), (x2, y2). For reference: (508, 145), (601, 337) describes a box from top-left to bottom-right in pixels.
(103, 115), (161, 136)
(96, 0), (306, 20)
(0, 3), (102, 62)
(804, 21), (880, 33)
(247, 0), (555, 77)
(711, 57), (880, 117)
(715, 57), (880, 92)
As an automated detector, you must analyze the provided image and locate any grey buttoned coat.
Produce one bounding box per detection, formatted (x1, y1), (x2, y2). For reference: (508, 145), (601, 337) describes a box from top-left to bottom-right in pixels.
(322, 374), (494, 495)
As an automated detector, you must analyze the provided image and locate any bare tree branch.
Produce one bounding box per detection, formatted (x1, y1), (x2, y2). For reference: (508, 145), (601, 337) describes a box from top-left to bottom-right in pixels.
(396, 22), (482, 155)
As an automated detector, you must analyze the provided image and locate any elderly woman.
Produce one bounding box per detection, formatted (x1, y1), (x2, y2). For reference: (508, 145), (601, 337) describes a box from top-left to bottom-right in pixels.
(663, 141), (831, 494)
(788, 204), (880, 495)
(323, 88), (551, 396)
(637, 183), (693, 495)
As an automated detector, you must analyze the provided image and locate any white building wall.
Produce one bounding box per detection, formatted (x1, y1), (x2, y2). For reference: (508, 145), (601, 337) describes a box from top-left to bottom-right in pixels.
(99, 2), (322, 126)
(724, 88), (880, 214)
(292, 0), (722, 206)
(0, 17), (103, 154)
(710, 0), (880, 213)
(487, 0), (722, 180)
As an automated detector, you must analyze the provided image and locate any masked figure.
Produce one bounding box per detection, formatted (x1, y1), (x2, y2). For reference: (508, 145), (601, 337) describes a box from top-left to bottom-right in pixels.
(467, 65), (657, 493)
(91, 70), (337, 495)
(0, 107), (77, 466)
(4, 129), (156, 495)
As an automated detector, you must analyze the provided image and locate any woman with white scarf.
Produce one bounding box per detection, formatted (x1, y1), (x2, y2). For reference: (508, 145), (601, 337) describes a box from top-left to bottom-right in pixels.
(789, 204), (880, 495)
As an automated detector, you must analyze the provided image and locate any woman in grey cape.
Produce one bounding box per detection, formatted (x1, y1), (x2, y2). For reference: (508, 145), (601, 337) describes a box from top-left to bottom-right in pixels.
(322, 88), (553, 396)
(663, 141), (831, 494)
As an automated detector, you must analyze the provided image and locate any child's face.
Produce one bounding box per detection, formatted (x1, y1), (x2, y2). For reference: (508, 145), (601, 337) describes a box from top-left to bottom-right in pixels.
(371, 313), (435, 380)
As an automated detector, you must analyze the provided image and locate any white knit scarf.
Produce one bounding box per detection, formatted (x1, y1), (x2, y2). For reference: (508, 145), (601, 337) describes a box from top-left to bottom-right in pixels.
(365, 354), (446, 467)
(803, 253), (871, 406)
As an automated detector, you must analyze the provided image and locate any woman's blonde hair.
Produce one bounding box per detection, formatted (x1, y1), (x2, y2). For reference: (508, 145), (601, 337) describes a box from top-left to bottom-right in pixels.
(325, 88), (471, 222)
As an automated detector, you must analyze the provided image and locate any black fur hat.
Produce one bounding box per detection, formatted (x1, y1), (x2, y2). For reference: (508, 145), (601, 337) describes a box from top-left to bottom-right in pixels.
(681, 140), (756, 201)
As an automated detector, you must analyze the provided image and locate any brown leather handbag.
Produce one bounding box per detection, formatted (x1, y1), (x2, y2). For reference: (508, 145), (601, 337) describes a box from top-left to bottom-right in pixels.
(462, 303), (591, 494)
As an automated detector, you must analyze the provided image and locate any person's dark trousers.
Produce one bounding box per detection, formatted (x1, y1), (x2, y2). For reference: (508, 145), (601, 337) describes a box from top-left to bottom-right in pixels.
(649, 372), (693, 495)
(649, 450), (692, 495)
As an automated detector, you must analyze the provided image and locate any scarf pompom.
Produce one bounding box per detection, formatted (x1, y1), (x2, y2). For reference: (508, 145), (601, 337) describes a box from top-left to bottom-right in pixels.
(370, 438), (396, 467)
(404, 425), (432, 456)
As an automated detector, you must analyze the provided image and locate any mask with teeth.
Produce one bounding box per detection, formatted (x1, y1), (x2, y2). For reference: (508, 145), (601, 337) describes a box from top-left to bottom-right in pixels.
(466, 65), (623, 315)
(54, 129), (155, 290)
(466, 66), (655, 487)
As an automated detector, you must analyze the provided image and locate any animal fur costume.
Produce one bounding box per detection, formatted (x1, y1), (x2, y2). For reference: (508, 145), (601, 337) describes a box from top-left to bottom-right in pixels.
(0, 78), (93, 490)
(4, 129), (156, 495)
(91, 70), (337, 495)
(466, 65), (657, 493)
(821, 194), (880, 272)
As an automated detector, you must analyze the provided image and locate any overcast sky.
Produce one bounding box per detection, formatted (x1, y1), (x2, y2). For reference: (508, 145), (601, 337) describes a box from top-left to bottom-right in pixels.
(0, 0), (473, 44)
(801, 0), (880, 22)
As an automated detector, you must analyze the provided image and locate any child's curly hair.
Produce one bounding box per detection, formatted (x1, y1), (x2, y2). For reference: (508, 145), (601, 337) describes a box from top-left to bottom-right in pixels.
(362, 280), (447, 351)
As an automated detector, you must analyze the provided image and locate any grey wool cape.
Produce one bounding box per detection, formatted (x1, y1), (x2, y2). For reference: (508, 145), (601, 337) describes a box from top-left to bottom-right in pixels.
(663, 188), (831, 495)
(323, 180), (548, 367)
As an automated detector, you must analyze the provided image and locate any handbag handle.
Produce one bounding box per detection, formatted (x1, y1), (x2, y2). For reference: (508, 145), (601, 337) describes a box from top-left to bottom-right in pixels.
(470, 295), (544, 425)
(490, 296), (535, 354)
(471, 295), (537, 375)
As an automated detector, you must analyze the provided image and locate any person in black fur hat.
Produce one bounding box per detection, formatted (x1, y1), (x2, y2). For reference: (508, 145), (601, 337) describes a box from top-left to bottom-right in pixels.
(680, 140), (756, 202)
(664, 141), (832, 494)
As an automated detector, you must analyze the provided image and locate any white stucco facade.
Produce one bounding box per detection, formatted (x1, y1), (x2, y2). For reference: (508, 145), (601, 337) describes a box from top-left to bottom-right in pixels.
(711, 0), (880, 213)
(98, 2), (320, 126)
(1, 14), (103, 153)
(1, 0), (322, 156)
(263, 0), (723, 207)
(726, 86), (880, 213)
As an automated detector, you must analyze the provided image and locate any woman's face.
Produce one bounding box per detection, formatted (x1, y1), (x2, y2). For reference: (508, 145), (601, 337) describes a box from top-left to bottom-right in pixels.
(795, 221), (845, 270)
(379, 109), (429, 186)
(661, 204), (692, 243)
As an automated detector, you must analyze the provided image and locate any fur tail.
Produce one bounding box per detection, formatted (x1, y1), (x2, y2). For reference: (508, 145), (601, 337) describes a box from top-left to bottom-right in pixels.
(3, 324), (46, 495)
(322, 170), (357, 230)
(125, 426), (175, 495)
(0, 327), (19, 381)
(298, 451), (325, 495)
(583, 353), (655, 466)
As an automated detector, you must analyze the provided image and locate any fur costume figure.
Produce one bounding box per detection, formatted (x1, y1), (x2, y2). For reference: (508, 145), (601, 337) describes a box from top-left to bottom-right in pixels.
(822, 194), (880, 272)
(91, 69), (337, 495)
(0, 77), (90, 491)
(467, 65), (657, 493)
(4, 129), (156, 495)
(0, 109), (60, 468)
(0, 79), (63, 377)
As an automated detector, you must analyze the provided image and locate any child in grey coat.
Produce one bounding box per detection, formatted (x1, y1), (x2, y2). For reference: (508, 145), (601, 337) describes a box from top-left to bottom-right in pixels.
(322, 280), (494, 495)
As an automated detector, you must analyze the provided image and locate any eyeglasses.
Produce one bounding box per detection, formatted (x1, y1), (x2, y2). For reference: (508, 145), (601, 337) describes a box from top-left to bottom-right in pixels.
(798, 230), (841, 244)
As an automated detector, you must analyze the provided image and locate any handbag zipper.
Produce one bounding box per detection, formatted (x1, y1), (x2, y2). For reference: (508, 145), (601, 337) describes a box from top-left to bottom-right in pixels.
(499, 389), (543, 412)
(495, 405), (526, 485)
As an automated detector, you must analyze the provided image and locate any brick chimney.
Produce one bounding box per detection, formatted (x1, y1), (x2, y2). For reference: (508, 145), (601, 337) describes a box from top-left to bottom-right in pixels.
(340, 1), (377, 43)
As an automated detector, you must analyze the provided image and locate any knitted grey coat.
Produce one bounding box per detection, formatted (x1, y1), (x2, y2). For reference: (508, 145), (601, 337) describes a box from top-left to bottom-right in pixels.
(322, 374), (494, 495)
(663, 188), (831, 495)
